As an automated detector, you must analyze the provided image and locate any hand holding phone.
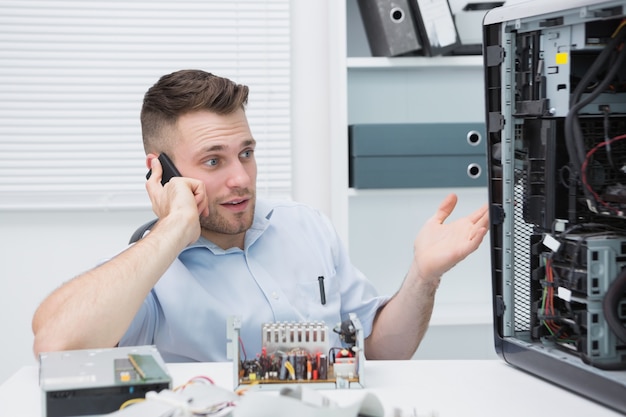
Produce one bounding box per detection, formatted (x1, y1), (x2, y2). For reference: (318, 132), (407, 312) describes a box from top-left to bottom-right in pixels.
(146, 153), (182, 185)
(145, 152), (208, 243)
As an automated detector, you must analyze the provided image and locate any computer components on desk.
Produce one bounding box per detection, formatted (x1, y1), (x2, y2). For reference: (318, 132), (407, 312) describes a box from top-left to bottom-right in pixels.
(39, 345), (171, 417)
(227, 313), (366, 391)
(104, 382), (440, 417)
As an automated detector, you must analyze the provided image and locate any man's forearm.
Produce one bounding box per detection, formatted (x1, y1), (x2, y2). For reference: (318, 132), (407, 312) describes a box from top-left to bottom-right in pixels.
(31, 216), (190, 356)
(365, 265), (440, 360)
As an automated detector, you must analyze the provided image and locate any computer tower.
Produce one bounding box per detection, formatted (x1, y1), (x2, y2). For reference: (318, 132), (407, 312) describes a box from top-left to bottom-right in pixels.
(483, 0), (626, 414)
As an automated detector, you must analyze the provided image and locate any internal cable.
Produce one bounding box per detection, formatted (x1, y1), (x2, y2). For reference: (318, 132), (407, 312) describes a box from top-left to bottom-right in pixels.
(581, 134), (626, 213)
(602, 106), (615, 170)
(564, 22), (626, 209)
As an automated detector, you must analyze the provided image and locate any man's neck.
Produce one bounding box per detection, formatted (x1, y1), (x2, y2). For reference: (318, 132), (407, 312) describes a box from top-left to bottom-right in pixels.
(200, 229), (246, 250)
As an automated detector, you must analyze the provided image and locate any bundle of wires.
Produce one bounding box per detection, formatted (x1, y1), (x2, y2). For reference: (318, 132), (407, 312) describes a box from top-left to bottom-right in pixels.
(542, 225), (626, 369)
(114, 375), (238, 417)
(565, 20), (626, 211)
(540, 257), (577, 345)
(581, 134), (626, 213)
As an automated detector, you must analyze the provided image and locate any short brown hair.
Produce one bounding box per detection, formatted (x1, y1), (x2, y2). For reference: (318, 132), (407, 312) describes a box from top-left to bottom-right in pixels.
(140, 69), (249, 153)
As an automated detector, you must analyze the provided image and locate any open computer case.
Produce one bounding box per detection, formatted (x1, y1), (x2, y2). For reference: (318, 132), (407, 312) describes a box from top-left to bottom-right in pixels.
(483, 0), (626, 413)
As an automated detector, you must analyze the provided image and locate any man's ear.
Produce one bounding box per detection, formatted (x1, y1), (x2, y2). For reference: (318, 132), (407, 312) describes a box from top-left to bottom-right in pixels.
(146, 153), (158, 169)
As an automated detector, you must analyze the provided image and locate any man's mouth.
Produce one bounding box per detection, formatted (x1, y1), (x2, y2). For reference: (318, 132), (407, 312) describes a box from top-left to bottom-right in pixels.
(220, 197), (250, 212)
(223, 198), (246, 206)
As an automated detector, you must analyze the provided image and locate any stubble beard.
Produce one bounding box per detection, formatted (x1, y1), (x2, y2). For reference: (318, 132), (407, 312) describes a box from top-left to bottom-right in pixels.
(199, 192), (256, 236)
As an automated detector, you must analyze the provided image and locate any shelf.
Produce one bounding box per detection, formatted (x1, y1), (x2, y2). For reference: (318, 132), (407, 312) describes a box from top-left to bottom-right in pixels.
(348, 187), (487, 197)
(347, 55), (484, 69)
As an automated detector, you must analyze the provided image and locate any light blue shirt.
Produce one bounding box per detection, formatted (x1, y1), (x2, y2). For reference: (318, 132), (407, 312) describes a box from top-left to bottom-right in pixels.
(119, 199), (389, 362)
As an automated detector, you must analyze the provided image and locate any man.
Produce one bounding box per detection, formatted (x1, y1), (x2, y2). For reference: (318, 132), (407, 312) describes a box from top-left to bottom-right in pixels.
(32, 69), (489, 362)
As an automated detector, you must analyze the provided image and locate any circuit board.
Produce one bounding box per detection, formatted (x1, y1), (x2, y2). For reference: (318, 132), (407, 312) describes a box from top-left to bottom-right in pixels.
(227, 314), (365, 390)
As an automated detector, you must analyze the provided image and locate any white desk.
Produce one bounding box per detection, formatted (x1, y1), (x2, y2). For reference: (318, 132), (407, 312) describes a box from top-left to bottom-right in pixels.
(0, 359), (622, 416)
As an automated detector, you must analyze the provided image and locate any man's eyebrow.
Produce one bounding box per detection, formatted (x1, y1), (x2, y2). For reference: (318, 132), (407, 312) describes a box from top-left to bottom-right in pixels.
(204, 139), (255, 153)
(205, 144), (225, 152)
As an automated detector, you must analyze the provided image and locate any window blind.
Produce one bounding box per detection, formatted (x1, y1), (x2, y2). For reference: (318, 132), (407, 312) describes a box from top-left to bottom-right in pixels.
(0, 0), (291, 210)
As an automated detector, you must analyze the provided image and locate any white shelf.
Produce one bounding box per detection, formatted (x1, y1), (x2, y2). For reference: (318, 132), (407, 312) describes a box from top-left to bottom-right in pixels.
(347, 55), (484, 68)
(348, 186), (488, 196)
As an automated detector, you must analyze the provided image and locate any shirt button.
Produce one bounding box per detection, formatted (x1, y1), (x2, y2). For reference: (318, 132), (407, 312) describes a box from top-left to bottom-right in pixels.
(271, 292), (279, 300)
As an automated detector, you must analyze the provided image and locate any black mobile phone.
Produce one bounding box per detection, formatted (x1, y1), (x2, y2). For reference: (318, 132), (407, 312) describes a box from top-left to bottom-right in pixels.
(146, 153), (182, 185)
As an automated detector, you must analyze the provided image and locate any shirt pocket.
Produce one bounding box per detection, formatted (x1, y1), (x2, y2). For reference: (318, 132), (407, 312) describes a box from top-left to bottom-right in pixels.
(296, 272), (341, 323)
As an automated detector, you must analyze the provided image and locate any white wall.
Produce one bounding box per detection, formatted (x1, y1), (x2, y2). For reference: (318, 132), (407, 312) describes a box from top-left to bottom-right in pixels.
(348, 188), (496, 360)
(0, 209), (153, 382)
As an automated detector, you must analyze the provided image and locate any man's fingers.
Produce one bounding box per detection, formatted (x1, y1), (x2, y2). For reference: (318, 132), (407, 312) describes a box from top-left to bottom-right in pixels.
(433, 193), (458, 224)
(190, 181), (209, 217)
(468, 203), (489, 225)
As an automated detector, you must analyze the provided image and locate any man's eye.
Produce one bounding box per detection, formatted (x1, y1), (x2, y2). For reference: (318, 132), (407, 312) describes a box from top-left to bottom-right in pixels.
(206, 159), (218, 167)
(241, 150), (254, 158)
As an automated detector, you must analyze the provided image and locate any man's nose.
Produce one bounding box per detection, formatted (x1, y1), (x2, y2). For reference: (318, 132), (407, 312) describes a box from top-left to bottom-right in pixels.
(225, 160), (252, 188)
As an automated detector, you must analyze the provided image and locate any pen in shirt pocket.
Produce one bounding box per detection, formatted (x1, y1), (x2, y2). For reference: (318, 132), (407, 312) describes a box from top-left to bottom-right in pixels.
(318, 276), (326, 305)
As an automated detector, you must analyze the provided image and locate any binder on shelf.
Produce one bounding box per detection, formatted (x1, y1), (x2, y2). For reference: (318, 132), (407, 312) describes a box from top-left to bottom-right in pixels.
(411, 0), (462, 56)
(356, 0), (422, 57)
(349, 123), (487, 189)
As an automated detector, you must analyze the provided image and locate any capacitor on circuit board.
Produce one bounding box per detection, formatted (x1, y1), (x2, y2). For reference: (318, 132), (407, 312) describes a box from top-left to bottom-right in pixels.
(318, 353), (328, 380)
(295, 352), (307, 380)
(278, 352), (288, 380)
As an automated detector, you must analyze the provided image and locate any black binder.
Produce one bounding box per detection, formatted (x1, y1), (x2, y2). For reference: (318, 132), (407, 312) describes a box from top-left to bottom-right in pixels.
(356, 0), (422, 56)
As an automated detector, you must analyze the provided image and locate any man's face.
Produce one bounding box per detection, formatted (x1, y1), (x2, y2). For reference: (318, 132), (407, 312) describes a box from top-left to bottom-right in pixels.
(173, 109), (257, 248)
